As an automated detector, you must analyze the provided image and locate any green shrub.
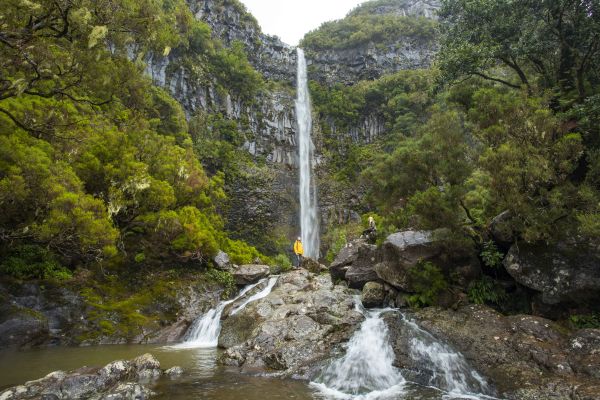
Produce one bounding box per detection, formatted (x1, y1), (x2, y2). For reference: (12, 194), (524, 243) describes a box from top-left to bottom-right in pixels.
(324, 229), (348, 263)
(0, 245), (72, 281)
(134, 253), (146, 263)
(569, 313), (600, 329)
(272, 253), (292, 272)
(206, 268), (235, 298)
(222, 238), (262, 265)
(480, 241), (504, 268)
(467, 276), (507, 305)
(407, 261), (448, 308)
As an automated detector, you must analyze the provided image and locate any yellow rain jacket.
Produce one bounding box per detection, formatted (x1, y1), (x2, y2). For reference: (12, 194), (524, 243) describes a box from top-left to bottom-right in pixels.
(294, 240), (304, 256)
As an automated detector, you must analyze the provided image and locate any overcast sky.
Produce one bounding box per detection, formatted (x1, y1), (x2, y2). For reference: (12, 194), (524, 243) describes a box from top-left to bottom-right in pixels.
(240, 0), (366, 45)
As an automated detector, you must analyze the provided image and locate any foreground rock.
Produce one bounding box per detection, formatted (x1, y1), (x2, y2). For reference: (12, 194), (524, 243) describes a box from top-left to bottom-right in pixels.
(388, 305), (600, 399)
(218, 269), (362, 377)
(329, 239), (381, 289)
(503, 239), (600, 306)
(0, 354), (181, 400)
(232, 264), (270, 285)
(300, 257), (328, 274)
(374, 230), (441, 291)
(330, 231), (481, 303)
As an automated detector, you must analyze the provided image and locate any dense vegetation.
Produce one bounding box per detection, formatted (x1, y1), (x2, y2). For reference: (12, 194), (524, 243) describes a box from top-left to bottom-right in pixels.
(301, 13), (437, 52)
(311, 0), (600, 314)
(0, 0), (271, 283)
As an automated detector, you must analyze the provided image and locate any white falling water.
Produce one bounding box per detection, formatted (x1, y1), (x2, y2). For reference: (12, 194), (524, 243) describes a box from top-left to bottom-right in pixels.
(230, 276), (278, 315)
(401, 317), (493, 399)
(311, 302), (406, 399)
(172, 277), (276, 349)
(296, 48), (320, 259)
(311, 300), (497, 400)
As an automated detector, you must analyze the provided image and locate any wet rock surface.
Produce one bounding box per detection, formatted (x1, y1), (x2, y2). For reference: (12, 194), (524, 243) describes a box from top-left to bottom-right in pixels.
(397, 304), (600, 399)
(361, 281), (385, 308)
(232, 264), (270, 285)
(218, 269), (362, 377)
(0, 354), (179, 400)
(503, 239), (600, 306)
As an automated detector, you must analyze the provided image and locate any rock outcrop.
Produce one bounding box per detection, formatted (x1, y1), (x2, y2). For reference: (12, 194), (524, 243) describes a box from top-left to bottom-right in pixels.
(393, 305), (600, 399)
(0, 354), (178, 400)
(330, 231), (480, 304)
(304, 0), (440, 86)
(503, 239), (600, 305)
(218, 269), (362, 377)
(232, 264), (270, 285)
(374, 230), (441, 291)
(0, 274), (222, 348)
(361, 281), (386, 308)
(330, 239), (381, 289)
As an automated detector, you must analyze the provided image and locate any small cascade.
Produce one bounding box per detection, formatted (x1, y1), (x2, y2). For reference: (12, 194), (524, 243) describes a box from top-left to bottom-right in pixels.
(401, 317), (492, 398)
(311, 301), (406, 399)
(311, 299), (497, 400)
(173, 277), (277, 349)
(230, 276), (278, 315)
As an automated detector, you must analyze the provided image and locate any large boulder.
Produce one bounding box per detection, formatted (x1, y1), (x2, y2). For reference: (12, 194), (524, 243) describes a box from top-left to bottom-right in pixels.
(0, 306), (48, 348)
(489, 210), (515, 246)
(344, 242), (381, 289)
(219, 269), (363, 377)
(361, 282), (385, 308)
(232, 264), (270, 285)
(503, 239), (600, 305)
(300, 257), (328, 274)
(213, 250), (232, 271)
(329, 240), (363, 281)
(374, 230), (440, 291)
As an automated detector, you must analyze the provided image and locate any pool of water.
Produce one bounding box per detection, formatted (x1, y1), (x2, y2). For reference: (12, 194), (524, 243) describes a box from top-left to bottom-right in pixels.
(0, 345), (494, 399)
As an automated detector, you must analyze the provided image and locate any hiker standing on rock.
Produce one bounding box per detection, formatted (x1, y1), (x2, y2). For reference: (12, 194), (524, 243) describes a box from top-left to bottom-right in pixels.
(293, 236), (304, 267)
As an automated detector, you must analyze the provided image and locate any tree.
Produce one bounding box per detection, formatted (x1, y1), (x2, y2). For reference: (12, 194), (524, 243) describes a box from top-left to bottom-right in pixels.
(438, 0), (600, 102)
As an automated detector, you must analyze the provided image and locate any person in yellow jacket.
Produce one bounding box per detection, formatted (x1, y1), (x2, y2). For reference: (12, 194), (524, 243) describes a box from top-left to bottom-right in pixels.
(293, 237), (304, 267)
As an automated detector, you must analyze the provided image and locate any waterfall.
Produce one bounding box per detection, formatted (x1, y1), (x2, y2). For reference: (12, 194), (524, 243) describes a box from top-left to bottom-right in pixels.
(401, 317), (492, 398)
(311, 301), (406, 399)
(172, 277), (277, 349)
(230, 276), (278, 315)
(296, 48), (320, 259)
(311, 300), (497, 400)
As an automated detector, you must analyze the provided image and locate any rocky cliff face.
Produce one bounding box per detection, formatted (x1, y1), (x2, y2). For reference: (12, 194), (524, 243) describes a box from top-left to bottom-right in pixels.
(186, 0), (297, 82)
(144, 0), (441, 252)
(350, 0), (441, 19)
(304, 0), (440, 85)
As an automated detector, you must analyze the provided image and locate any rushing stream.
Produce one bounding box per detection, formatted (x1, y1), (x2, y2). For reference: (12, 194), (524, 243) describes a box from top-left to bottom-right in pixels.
(0, 291), (500, 400)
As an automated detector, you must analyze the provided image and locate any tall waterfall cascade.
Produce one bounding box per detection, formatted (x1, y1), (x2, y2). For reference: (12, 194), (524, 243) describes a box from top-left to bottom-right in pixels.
(173, 277), (277, 349)
(311, 300), (497, 399)
(296, 48), (320, 259)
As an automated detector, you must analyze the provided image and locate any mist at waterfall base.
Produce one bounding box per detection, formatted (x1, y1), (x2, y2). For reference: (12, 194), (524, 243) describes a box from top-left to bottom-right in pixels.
(311, 301), (499, 400)
(296, 48), (320, 259)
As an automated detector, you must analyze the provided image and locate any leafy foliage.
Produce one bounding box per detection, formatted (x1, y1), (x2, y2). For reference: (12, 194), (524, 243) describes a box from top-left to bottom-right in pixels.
(0, 245), (72, 280)
(0, 0), (268, 277)
(569, 313), (600, 329)
(467, 276), (507, 306)
(407, 261), (448, 308)
(206, 268), (236, 298)
(480, 241), (503, 268)
(438, 0), (600, 101)
(302, 14), (437, 52)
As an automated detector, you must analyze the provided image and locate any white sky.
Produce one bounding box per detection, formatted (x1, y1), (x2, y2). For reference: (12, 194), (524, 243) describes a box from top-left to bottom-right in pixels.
(240, 0), (366, 45)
